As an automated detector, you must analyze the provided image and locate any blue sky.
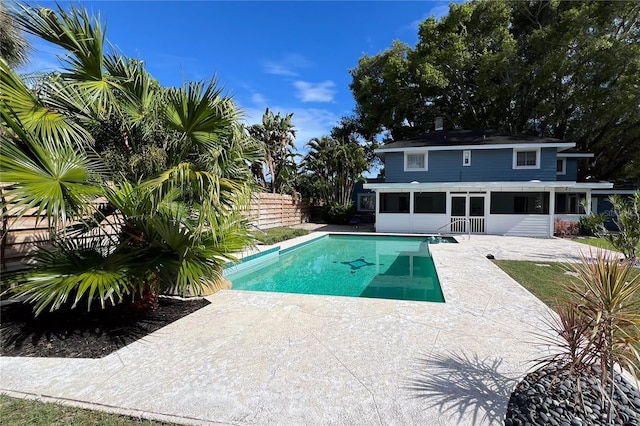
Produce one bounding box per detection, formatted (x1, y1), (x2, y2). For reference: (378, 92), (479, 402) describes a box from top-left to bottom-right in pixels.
(19, 1), (451, 154)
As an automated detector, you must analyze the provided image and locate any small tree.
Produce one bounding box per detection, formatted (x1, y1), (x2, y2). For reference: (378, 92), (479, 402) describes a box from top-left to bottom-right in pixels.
(536, 250), (640, 423)
(602, 191), (640, 263)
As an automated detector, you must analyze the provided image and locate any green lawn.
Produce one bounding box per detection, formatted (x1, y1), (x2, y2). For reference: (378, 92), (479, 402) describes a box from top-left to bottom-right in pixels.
(493, 259), (640, 308)
(573, 236), (619, 252)
(0, 394), (174, 425)
(493, 259), (640, 363)
(253, 227), (309, 245)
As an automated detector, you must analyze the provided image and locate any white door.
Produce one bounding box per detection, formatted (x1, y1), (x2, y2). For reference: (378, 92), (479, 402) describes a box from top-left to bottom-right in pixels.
(450, 194), (486, 233)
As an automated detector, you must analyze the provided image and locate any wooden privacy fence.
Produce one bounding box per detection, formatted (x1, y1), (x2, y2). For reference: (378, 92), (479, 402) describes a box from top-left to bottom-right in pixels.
(246, 193), (311, 230)
(1, 192), (312, 273)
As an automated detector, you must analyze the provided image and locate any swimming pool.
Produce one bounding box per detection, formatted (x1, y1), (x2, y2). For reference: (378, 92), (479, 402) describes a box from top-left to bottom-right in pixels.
(225, 234), (452, 302)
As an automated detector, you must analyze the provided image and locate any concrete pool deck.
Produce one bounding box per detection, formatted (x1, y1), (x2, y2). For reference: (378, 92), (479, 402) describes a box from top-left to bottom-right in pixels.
(0, 234), (616, 425)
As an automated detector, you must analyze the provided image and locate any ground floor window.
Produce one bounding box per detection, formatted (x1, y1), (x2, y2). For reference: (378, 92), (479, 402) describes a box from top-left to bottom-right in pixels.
(357, 193), (375, 212)
(380, 193), (410, 213)
(490, 192), (549, 214)
(414, 192), (446, 213)
(555, 192), (586, 214)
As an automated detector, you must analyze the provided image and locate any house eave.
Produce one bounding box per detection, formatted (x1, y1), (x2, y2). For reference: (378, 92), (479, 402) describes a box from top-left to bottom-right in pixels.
(363, 181), (614, 191)
(558, 153), (595, 158)
(374, 142), (576, 154)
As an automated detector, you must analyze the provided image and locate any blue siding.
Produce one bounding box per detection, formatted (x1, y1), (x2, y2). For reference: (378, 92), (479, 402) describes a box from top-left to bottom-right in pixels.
(557, 158), (578, 181)
(384, 148), (558, 183)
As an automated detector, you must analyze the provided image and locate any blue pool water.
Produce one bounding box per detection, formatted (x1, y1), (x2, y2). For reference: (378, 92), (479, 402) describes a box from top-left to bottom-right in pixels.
(226, 234), (452, 302)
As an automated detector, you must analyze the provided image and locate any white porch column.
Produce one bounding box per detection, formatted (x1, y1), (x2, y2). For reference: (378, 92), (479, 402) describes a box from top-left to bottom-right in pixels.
(409, 190), (415, 232)
(585, 190), (592, 214)
(549, 188), (556, 237)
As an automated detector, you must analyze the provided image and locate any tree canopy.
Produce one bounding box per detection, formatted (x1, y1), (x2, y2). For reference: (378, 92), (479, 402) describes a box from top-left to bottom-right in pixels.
(349, 0), (640, 183)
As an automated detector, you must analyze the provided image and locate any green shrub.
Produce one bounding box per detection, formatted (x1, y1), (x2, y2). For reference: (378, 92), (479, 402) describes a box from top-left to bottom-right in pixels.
(577, 213), (606, 236)
(322, 202), (355, 225)
(255, 227), (309, 245)
(601, 191), (640, 262)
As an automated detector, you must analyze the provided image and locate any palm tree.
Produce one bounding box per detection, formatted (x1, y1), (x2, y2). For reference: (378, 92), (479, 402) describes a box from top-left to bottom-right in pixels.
(248, 108), (298, 193)
(0, 0), (28, 68)
(1, 4), (261, 314)
(303, 136), (368, 205)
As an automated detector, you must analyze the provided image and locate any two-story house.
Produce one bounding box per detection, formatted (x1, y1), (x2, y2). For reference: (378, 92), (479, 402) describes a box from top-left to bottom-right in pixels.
(364, 128), (613, 237)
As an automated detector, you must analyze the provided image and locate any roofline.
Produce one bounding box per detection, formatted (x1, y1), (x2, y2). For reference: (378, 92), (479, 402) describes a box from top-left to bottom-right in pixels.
(363, 181), (614, 191)
(374, 142), (576, 154)
(592, 189), (638, 195)
(558, 153), (595, 158)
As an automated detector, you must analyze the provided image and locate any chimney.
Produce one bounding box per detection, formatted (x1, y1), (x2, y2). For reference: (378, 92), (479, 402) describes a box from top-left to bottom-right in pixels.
(435, 116), (444, 131)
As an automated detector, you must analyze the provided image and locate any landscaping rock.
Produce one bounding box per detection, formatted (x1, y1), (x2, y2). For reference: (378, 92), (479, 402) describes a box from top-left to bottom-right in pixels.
(505, 365), (640, 425)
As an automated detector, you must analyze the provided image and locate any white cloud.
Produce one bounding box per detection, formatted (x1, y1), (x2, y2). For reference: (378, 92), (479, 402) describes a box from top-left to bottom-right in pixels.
(401, 2), (451, 33)
(263, 53), (313, 77)
(18, 36), (64, 74)
(263, 63), (298, 77)
(251, 92), (267, 105)
(428, 4), (451, 20)
(293, 80), (337, 103)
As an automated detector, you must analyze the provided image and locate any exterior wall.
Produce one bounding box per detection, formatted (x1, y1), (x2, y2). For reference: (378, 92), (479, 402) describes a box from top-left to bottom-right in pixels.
(375, 213), (448, 234)
(557, 158), (578, 181)
(592, 196), (618, 231)
(555, 214), (584, 223)
(485, 215), (550, 237)
(384, 148), (558, 183)
(373, 189), (554, 237)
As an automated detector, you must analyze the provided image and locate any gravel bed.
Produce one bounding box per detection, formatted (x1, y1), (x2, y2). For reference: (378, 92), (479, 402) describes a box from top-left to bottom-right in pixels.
(506, 366), (640, 425)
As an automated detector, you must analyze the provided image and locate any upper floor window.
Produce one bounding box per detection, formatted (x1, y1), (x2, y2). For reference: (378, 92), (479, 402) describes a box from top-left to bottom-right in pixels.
(556, 158), (566, 175)
(404, 152), (428, 171)
(513, 148), (540, 169)
(463, 150), (471, 166)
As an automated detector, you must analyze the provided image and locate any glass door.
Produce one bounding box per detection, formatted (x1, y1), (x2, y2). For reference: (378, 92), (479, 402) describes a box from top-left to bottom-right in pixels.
(450, 196), (467, 232)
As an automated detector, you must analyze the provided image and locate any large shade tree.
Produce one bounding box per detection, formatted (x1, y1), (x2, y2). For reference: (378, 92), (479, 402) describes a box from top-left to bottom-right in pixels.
(349, 0), (640, 183)
(1, 4), (261, 314)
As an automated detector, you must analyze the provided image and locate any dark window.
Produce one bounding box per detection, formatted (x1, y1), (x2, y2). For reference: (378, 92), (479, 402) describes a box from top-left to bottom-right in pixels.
(556, 159), (565, 173)
(358, 194), (375, 212)
(490, 192), (549, 214)
(380, 193), (410, 213)
(555, 193), (585, 214)
(451, 197), (466, 216)
(469, 197), (485, 216)
(414, 192), (446, 213)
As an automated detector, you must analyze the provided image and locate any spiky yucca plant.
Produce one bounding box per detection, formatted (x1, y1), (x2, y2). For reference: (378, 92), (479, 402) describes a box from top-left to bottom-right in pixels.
(535, 249), (640, 423)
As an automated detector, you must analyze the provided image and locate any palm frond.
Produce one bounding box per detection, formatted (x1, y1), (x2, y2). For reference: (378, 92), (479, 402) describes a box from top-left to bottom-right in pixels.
(12, 239), (134, 315)
(164, 79), (238, 153)
(1, 113), (103, 230)
(0, 60), (93, 146)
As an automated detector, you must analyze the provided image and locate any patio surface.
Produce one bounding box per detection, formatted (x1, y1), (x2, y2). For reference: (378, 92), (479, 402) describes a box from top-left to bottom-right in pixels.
(0, 233), (608, 425)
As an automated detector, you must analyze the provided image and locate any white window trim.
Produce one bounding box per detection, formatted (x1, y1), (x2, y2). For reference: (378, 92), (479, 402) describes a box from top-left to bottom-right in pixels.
(512, 148), (541, 170)
(463, 150), (471, 166)
(404, 152), (428, 171)
(357, 193), (375, 212)
(556, 158), (566, 175)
